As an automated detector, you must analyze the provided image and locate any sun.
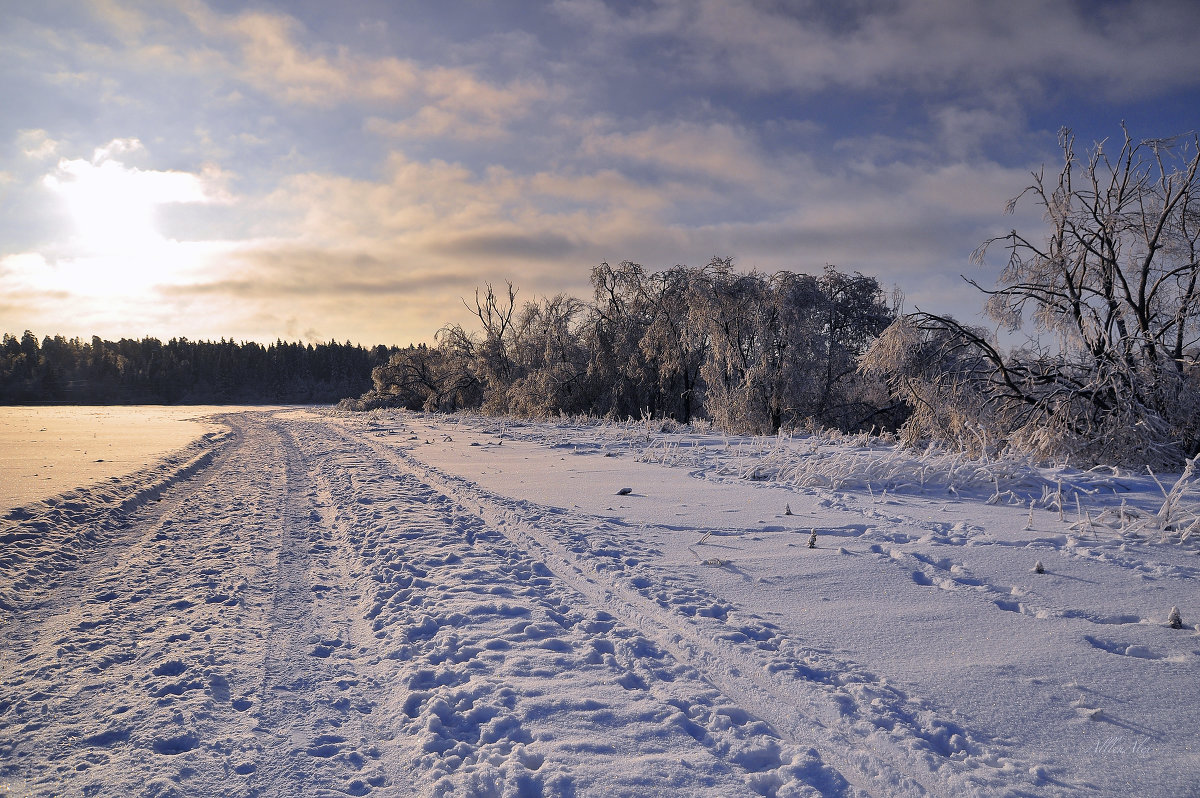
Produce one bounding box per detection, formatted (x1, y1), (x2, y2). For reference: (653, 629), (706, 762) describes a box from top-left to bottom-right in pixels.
(42, 140), (213, 293)
(52, 158), (163, 254)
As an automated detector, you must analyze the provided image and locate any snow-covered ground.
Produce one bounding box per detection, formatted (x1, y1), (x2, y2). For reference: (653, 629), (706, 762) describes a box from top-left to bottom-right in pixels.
(0, 406), (226, 508)
(1, 408), (1197, 797)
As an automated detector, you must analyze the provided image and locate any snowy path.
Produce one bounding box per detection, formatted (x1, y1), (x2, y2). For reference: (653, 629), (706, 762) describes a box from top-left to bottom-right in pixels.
(2, 409), (1197, 797)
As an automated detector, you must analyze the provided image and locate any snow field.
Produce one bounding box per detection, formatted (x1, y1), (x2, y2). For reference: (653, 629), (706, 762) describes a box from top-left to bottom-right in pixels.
(360, 411), (1200, 797)
(0, 406), (229, 509)
(1, 408), (1197, 797)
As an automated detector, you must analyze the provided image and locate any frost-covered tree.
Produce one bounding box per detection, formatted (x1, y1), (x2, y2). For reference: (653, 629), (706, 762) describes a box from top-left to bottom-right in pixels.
(583, 261), (660, 418)
(867, 127), (1200, 466)
(467, 282), (520, 414)
(815, 267), (898, 428)
(861, 316), (1010, 455)
(506, 294), (590, 417)
(699, 261), (894, 434)
(640, 265), (710, 423)
(696, 261), (773, 432)
(358, 262), (895, 431)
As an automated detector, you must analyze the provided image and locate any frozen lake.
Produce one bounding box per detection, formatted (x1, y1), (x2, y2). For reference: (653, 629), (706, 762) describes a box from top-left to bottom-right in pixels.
(0, 406), (229, 510)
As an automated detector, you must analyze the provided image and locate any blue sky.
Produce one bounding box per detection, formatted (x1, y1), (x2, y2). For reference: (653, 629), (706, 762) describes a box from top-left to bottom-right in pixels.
(2, 0), (1198, 345)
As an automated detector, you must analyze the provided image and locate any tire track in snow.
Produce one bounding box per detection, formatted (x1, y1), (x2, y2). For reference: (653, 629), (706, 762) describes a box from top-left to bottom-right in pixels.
(0, 413), (393, 797)
(239, 416), (394, 797)
(0, 414), (271, 795)
(341, 420), (1051, 798)
(0, 410), (1059, 797)
(0, 423), (236, 614)
(288, 416), (855, 797)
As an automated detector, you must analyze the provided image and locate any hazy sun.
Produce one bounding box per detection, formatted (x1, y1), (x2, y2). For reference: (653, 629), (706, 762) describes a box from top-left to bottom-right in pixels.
(42, 139), (214, 294)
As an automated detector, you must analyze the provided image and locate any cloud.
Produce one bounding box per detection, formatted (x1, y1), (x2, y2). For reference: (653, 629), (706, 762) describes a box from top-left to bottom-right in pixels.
(364, 73), (548, 141)
(42, 139), (226, 257)
(164, 127), (1038, 342)
(581, 121), (778, 188)
(552, 0), (1200, 98)
(8, 0), (1173, 348)
(219, 12), (420, 105)
(167, 247), (469, 299)
(428, 231), (579, 260)
(173, 0), (548, 131)
(17, 129), (61, 160)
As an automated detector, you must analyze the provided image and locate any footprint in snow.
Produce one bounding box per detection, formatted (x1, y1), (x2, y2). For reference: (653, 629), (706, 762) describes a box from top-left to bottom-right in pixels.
(152, 732), (200, 755)
(1084, 635), (1163, 659)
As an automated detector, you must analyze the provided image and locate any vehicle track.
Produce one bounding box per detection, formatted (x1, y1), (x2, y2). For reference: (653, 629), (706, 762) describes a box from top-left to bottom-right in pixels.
(285, 414), (844, 797)
(335, 417), (1049, 798)
(0, 410), (1055, 797)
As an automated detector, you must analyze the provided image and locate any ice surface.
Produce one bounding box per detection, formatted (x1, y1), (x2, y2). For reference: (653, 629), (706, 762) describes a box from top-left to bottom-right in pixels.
(0, 406), (225, 510)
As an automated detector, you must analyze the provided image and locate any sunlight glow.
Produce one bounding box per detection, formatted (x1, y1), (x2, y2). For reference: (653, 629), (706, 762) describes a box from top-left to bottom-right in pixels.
(41, 139), (215, 294)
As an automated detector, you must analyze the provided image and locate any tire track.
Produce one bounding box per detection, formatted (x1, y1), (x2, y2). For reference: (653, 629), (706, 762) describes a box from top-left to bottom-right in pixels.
(337, 419), (1048, 798)
(0, 422), (237, 614)
(287, 415), (850, 797)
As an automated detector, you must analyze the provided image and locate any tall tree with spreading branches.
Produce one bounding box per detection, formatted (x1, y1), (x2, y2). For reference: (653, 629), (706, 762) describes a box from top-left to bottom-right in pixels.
(866, 126), (1200, 465)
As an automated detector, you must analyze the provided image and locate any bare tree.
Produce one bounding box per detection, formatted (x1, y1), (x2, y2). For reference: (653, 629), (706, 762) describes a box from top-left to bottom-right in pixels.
(871, 126), (1200, 465)
(467, 282), (519, 412)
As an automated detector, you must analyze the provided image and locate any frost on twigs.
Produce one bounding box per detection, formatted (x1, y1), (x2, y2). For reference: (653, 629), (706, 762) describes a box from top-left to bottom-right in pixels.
(1085, 457), (1200, 542)
(864, 128), (1200, 470)
(1033, 560), (1044, 574)
(808, 529), (817, 549)
(1167, 606), (1183, 629)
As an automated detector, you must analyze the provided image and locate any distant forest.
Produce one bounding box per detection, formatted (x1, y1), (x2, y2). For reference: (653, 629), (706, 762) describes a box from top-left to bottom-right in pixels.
(0, 331), (395, 404)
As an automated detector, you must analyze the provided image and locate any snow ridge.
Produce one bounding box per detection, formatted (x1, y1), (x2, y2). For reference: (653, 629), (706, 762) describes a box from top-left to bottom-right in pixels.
(0, 425), (234, 613)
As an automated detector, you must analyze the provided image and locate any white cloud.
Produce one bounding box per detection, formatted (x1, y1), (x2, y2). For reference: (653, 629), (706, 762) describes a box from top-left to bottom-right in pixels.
(582, 121), (777, 188)
(7, 0), (1183, 346)
(41, 139), (228, 264)
(90, 137), (144, 164)
(16, 129), (61, 160)
(364, 73), (549, 141)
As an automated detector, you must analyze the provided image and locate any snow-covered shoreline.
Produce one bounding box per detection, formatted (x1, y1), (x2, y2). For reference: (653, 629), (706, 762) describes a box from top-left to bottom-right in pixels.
(1, 408), (1196, 796)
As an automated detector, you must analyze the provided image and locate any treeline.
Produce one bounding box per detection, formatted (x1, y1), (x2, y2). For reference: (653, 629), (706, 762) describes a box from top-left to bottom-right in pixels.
(346, 259), (904, 434)
(0, 332), (394, 404)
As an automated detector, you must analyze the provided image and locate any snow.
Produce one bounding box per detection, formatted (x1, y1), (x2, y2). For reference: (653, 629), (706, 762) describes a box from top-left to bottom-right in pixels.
(0, 406), (226, 509)
(1, 408), (1198, 797)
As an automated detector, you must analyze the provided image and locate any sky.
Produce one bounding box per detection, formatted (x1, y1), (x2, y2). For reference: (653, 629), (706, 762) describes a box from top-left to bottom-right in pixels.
(2, 0), (1199, 346)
